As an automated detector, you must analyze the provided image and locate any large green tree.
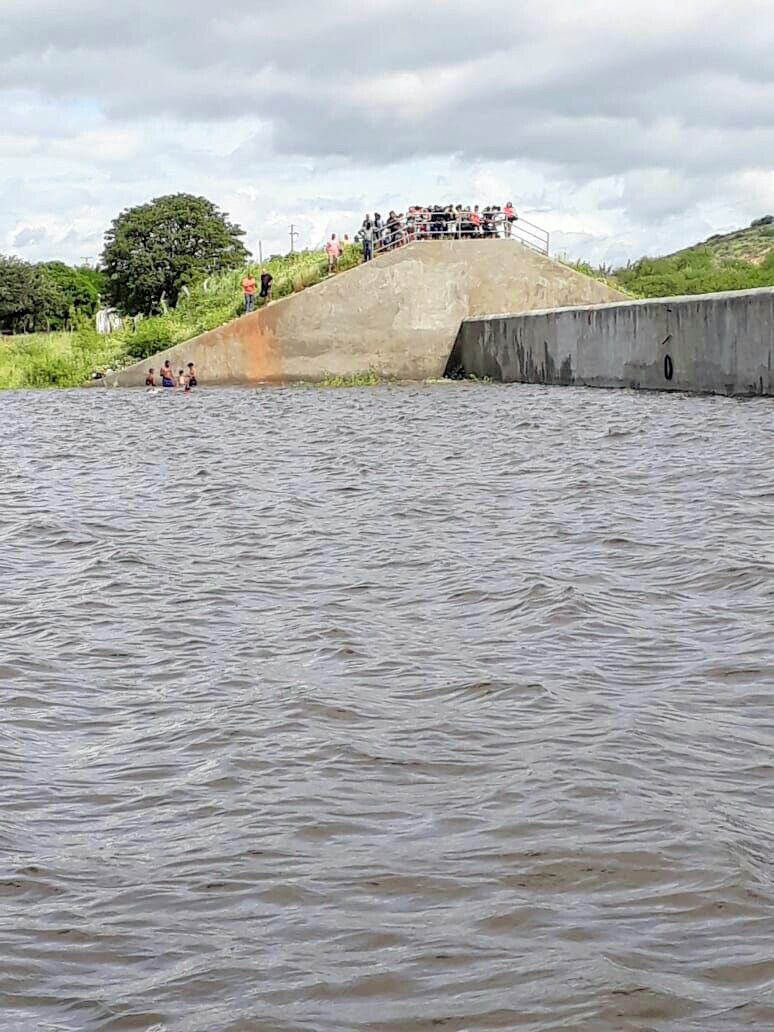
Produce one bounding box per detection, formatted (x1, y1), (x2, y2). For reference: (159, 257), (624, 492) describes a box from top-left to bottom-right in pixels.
(0, 256), (64, 333)
(0, 257), (106, 333)
(101, 193), (250, 314)
(37, 262), (104, 327)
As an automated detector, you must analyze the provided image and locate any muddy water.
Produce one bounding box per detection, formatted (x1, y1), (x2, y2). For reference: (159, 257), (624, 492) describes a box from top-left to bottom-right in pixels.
(1, 384), (774, 1031)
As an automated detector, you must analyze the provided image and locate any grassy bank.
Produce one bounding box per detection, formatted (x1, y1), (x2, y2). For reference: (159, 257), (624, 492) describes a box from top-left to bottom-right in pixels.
(0, 331), (128, 390)
(566, 250), (774, 299)
(563, 220), (774, 299)
(0, 245), (362, 390)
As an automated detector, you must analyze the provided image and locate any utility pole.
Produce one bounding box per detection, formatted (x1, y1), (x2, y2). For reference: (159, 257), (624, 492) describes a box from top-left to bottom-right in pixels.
(289, 224), (299, 254)
(258, 240), (263, 265)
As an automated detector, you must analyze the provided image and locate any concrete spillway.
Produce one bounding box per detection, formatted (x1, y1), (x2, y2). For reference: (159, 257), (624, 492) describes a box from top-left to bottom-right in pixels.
(105, 241), (626, 387)
(449, 287), (774, 397)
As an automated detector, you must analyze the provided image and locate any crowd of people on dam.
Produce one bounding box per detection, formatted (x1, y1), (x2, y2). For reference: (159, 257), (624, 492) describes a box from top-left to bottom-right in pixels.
(357, 203), (518, 259)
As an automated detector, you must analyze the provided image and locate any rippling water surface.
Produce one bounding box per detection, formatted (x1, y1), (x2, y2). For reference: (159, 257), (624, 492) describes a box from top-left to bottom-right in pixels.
(2, 383), (774, 1031)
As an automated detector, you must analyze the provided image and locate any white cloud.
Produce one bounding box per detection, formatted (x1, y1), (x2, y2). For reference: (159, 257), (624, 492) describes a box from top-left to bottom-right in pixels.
(2, 0), (774, 265)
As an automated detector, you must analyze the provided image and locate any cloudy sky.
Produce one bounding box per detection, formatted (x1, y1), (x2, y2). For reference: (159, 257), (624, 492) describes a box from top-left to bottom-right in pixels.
(3, 0), (774, 267)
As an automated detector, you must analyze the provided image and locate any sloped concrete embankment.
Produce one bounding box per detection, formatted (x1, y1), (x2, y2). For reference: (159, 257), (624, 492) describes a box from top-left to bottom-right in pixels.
(105, 241), (626, 387)
(447, 288), (774, 397)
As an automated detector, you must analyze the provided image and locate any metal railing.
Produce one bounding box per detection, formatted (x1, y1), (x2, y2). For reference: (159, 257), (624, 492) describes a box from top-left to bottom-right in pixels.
(363, 209), (550, 258)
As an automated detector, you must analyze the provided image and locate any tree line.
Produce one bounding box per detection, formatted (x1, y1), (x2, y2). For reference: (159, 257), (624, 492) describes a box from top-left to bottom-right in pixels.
(0, 258), (104, 334)
(1, 194), (250, 335)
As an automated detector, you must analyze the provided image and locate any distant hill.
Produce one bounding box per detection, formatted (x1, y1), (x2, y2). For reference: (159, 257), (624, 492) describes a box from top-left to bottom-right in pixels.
(570, 217), (774, 298)
(666, 216), (774, 266)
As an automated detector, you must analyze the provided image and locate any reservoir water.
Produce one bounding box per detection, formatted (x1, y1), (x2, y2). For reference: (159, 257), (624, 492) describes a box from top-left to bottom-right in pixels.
(2, 383), (774, 1031)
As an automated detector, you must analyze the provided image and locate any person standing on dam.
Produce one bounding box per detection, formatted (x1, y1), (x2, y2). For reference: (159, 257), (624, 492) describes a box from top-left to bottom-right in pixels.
(503, 202), (517, 237)
(360, 216), (374, 261)
(259, 269), (273, 303)
(326, 234), (342, 272)
(242, 271), (257, 313)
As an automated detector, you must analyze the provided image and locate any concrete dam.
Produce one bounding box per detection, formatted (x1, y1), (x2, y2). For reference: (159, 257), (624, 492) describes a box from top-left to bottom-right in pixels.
(106, 241), (774, 397)
(450, 287), (774, 397)
(105, 241), (626, 387)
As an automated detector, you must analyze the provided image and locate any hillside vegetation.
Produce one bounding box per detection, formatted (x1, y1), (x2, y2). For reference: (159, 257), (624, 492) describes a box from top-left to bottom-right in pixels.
(681, 216), (774, 265)
(571, 216), (774, 299)
(0, 246), (361, 390)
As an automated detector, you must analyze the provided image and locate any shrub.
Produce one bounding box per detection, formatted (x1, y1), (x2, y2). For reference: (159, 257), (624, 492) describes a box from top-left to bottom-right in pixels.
(125, 318), (175, 359)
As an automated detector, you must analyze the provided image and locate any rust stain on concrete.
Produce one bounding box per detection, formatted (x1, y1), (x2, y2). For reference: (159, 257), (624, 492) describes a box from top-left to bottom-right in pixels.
(105, 242), (626, 388)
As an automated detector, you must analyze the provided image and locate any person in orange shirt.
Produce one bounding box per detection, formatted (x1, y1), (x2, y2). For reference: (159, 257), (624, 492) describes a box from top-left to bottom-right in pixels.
(242, 272), (257, 312)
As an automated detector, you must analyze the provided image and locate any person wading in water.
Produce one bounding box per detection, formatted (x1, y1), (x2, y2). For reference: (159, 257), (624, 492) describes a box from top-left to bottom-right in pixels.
(161, 361), (175, 388)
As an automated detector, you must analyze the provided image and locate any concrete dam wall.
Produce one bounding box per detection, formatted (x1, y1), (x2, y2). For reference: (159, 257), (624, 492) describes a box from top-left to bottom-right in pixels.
(448, 288), (774, 397)
(106, 241), (626, 387)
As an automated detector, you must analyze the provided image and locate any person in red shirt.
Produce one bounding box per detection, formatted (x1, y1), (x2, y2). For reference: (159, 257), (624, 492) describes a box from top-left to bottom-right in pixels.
(242, 272), (257, 312)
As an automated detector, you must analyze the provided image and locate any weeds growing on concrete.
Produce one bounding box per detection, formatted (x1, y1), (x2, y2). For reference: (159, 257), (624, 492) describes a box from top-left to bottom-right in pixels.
(319, 370), (382, 388)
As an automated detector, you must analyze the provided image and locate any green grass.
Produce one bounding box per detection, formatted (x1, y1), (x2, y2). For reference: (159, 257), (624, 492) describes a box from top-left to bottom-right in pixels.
(0, 244), (363, 390)
(566, 248), (774, 300)
(0, 330), (127, 389)
(564, 217), (774, 300)
(319, 369), (382, 388)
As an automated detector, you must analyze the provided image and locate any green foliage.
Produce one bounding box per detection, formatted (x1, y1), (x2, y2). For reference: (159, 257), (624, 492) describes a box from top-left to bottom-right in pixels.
(567, 219), (774, 299)
(561, 258), (621, 293)
(0, 327), (125, 389)
(124, 318), (175, 360)
(613, 246), (774, 298)
(0, 256), (104, 333)
(0, 243), (364, 390)
(37, 262), (104, 326)
(0, 256), (59, 333)
(101, 193), (250, 315)
(320, 368), (381, 387)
